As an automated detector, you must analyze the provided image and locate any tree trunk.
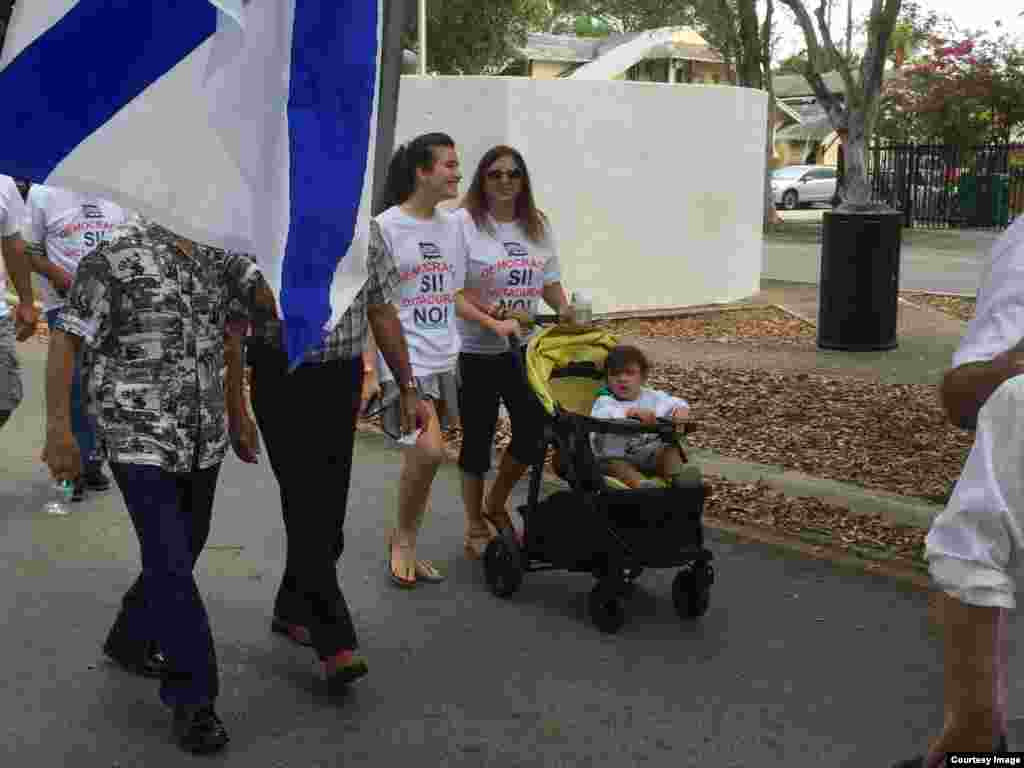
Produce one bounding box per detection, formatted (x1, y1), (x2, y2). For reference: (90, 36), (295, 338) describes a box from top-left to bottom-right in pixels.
(840, 113), (873, 209)
(764, 107), (781, 228)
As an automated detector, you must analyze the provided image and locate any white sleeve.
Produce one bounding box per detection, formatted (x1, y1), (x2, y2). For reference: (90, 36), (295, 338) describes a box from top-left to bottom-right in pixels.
(590, 395), (623, 420)
(0, 178), (26, 238)
(953, 218), (1024, 368)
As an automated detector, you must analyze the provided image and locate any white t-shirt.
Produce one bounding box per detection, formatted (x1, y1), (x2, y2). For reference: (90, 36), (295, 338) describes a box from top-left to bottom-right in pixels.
(590, 387), (689, 461)
(952, 215), (1024, 368)
(25, 185), (129, 312)
(455, 208), (562, 355)
(0, 176), (27, 320)
(374, 206), (466, 381)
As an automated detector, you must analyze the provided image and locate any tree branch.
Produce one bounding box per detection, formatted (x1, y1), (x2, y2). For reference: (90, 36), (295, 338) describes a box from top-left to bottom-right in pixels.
(778, 0), (847, 129)
(814, 0), (857, 101)
(860, 0), (903, 116)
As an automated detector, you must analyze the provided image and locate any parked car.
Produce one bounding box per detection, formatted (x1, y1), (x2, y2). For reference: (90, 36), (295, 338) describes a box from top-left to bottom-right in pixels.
(771, 165), (838, 209)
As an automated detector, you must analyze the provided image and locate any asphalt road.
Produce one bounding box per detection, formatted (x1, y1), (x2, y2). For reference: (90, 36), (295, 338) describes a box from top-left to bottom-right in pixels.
(763, 218), (1001, 295)
(4, 338), (1024, 766)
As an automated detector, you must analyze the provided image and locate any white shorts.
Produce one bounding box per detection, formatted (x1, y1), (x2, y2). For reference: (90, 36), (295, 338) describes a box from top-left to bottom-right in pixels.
(925, 374), (1024, 609)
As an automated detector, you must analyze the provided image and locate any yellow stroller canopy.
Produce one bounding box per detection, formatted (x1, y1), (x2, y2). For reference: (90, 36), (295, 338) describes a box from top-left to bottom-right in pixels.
(525, 324), (621, 417)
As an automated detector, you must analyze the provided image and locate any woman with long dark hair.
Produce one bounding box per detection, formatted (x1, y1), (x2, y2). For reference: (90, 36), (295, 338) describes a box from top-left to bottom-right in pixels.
(366, 132), (466, 586)
(453, 146), (570, 557)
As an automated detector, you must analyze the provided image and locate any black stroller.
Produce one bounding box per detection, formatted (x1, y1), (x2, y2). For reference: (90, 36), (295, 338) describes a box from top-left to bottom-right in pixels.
(482, 320), (714, 633)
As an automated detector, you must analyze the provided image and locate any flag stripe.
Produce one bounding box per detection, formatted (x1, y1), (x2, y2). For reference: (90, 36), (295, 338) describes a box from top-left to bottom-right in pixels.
(0, 0), (216, 182)
(282, 0), (379, 367)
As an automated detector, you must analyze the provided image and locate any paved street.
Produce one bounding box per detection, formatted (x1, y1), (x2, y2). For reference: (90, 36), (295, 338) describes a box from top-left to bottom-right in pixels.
(764, 209), (1003, 294)
(4, 331), (1024, 766)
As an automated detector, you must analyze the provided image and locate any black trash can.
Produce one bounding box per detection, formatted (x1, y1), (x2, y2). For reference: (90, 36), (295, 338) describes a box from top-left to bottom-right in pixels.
(817, 210), (903, 351)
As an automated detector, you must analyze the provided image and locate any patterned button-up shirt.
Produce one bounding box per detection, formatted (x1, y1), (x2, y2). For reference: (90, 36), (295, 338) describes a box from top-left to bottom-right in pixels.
(55, 219), (263, 473)
(250, 220), (400, 364)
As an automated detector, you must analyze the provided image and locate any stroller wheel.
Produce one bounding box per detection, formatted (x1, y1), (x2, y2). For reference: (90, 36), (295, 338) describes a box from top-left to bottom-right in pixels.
(589, 581), (627, 634)
(483, 537), (524, 598)
(673, 562), (713, 619)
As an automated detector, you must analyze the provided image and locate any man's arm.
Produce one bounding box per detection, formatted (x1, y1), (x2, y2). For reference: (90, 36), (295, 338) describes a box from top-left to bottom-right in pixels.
(940, 353), (1024, 429)
(2, 234), (40, 340)
(225, 330), (260, 463)
(42, 329), (83, 481)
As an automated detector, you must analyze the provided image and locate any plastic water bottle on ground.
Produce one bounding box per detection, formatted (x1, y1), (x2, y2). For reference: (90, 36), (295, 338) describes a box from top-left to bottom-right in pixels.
(43, 479), (73, 516)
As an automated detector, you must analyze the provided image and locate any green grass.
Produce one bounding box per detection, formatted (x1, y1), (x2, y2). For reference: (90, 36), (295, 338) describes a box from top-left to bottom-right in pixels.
(766, 218), (999, 252)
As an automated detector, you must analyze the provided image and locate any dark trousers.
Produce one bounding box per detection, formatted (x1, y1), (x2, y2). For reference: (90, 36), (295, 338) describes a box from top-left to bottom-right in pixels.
(249, 343), (361, 659)
(458, 349), (546, 477)
(106, 462), (221, 708)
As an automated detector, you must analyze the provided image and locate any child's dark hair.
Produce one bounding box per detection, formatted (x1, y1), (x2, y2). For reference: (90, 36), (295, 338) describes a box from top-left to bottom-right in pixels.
(375, 132), (455, 214)
(605, 345), (649, 376)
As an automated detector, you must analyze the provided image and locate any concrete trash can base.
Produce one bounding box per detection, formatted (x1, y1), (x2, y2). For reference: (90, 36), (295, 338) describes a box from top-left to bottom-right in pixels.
(817, 210), (903, 352)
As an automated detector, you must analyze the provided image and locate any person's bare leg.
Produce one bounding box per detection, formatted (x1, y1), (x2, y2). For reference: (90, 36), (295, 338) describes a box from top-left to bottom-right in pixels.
(655, 445), (702, 488)
(461, 473), (494, 558)
(392, 401), (445, 584)
(483, 450), (530, 531)
(924, 593), (1001, 766)
(996, 607), (1010, 742)
(602, 459), (647, 489)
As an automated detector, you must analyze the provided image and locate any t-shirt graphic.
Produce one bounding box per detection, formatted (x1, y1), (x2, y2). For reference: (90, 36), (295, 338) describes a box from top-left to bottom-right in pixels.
(27, 185), (130, 312)
(456, 210), (562, 355)
(413, 241), (453, 330)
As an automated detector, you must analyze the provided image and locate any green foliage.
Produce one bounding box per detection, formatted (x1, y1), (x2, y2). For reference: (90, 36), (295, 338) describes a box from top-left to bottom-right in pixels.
(547, 0), (695, 33)
(417, 0), (550, 75)
(878, 33), (1024, 145)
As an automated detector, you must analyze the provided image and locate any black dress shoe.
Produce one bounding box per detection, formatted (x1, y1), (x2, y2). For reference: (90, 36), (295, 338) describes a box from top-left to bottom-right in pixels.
(103, 637), (168, 679)
(83, 466), (111, 492)
(172, 704), (229, 754)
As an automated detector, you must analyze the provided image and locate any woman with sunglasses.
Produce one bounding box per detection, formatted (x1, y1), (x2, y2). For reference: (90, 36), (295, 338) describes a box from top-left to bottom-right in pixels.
(367, 132), (466, 587)
(453, 146), (571, 557)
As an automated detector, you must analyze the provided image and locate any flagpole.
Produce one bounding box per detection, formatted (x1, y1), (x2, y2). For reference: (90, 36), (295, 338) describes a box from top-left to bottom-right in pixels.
(372, 0), (411, 216)
(418, 0), (426, 75)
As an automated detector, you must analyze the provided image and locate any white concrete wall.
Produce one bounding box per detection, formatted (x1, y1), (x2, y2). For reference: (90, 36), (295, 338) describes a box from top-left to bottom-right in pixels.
(395, 76), (767, 315)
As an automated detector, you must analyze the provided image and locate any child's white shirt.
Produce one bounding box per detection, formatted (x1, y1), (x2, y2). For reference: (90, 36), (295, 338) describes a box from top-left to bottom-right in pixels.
(590, 387), (689, 461)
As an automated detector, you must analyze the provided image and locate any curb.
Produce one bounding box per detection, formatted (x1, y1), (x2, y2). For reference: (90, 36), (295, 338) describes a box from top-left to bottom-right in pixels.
(687, 447), (942, 530)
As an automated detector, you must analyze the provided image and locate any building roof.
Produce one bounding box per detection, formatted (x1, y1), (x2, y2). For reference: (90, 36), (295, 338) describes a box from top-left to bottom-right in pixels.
(520, 30), (722, 65)
(775, 113), (836, 142)
(519, 33), (601, 63)
(772, 71), (847, 99)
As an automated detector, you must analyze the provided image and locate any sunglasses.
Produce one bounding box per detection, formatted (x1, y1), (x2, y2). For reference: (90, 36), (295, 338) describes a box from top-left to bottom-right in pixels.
(486, 168), (523, 181)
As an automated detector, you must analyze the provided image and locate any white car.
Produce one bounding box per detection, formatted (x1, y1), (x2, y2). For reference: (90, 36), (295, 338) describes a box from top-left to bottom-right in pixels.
(771, 165), (838, 209)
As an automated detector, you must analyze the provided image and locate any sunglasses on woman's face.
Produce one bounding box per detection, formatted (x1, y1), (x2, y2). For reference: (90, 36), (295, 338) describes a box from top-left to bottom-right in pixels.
(486, 168), (523, 181)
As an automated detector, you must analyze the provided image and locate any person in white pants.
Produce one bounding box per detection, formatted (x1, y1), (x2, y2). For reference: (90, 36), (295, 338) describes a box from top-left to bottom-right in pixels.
(896, 219), (1024, 767)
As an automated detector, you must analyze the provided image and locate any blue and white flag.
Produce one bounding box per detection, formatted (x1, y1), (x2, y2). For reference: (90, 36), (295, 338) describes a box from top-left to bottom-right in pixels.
(0, 1), (383, 368)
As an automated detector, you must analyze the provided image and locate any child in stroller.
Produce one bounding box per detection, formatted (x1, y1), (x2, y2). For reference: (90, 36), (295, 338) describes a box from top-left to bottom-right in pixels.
(481, 321), (714, 633)
(591, 345), (703, 491)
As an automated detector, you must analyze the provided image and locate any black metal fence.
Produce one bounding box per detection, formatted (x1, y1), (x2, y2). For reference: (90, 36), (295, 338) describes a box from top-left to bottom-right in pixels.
(868, 142), (1024, 230)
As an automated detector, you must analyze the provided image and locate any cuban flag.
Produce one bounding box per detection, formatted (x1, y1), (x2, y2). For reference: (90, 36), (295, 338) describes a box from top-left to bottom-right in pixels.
(0, 1), (385, 369)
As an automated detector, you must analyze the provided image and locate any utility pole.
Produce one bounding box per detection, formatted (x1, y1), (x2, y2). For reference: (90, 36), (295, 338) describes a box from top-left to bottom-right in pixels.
(418, 0), (426, 75)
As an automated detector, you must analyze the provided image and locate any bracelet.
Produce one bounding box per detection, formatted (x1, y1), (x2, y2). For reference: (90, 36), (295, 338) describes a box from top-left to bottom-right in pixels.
(362, 366), (374, 374)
